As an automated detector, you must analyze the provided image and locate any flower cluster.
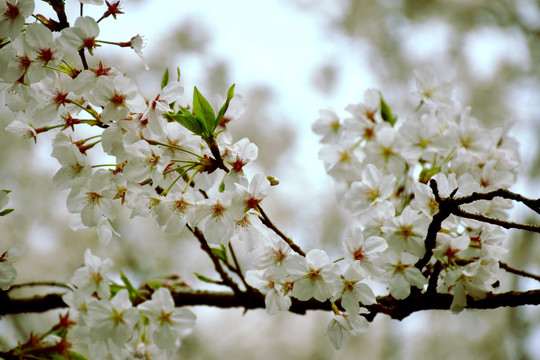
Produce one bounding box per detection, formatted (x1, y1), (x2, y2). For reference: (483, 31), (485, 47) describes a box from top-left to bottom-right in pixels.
(313, 67), (520, 322)
(63, 249), (196, 359)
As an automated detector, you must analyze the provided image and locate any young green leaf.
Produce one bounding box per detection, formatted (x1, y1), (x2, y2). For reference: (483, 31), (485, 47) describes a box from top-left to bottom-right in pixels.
(168, 107), (207, 136)
(380, 92), (398, 126)
(193, 87), (216, 135)
(67, 352), (89, 360)
(214, 84), (235, 130)
(109, 283), (123, 297)
(194, 273), (222, 284)
(0, 208), (14, 216)
(120, 270), (141, 303)
(211, 245), (228, 263)
(161, 67), (169, 89)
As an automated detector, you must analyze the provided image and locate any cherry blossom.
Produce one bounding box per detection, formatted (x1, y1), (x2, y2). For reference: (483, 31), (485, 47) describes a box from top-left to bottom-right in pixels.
(382, 206), (429, 258)
(69, 249), (114, 301)
(142, 81), (184, 136)
(0, 244), (25, 290)
(312, 107), (343, 143)
(344, 163), (396, 215)
(287, 250), (341, 302)
(138, 288), (196, 353)
(59, 16), (100, 55)
(66, 169), (116, 228)
(83, 290), (139, 356)
(343, 226), (387, 278)
(382, 251), (427, 300)
(245, 268), (292, 314)
(0, 0), (35, 40)
(326, 310), (369, 350)
(344, 88), (380, 123)
(413, 67), (454, 107)
(336, 272), (376, 315)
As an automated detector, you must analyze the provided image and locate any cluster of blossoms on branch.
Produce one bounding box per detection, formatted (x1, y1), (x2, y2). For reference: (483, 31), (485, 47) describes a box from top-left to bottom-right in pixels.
(0, 0), (528, 357)
(313, 68), (519, 317)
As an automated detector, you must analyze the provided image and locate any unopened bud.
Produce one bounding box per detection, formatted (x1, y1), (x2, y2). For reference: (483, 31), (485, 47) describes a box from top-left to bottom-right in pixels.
(267, 176), (279, 186)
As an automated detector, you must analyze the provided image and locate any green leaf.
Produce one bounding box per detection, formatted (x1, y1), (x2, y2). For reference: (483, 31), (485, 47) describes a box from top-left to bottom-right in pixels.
(120, 270), (140, 303)
(380, 93), (398, 126)
(67, 351), (89, 360)
(50, 326), (69, 338)
(109, 283), (123, 298)
(211, 245), (228, 263)
(0, 208), (13, 216)
(419, 167), (441, 184)
(218, 180), (225, 193)
(193, 87), (216, 135)
(214, 84), (235, 130)
(2, 190), (11, 194)
(145, 279), (163, 291)
(169, 108), (207, 136)
(161, 68), (169, 89)
(194, 273), (221, 284)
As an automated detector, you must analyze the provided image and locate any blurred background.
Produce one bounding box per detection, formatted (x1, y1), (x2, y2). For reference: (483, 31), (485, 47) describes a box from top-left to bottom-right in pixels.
(2, 0), (540, 359)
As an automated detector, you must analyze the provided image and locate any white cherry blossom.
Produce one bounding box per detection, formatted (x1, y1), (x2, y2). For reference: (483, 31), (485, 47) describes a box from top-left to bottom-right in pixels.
(70, 249), (114, 301)
(382, 251), (427, 300)
(287, 250), (341, 302)
(138, 288), (196, 353)
(344, 163), (396, 215)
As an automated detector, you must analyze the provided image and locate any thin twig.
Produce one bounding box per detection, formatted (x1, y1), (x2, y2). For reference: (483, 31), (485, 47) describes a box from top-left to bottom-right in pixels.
(452, 188), (540, 215)
(453, 208), (540, 233)
(228, 243), (254, 293)
(257, 205), (306, 256)
(499, 262), (540, 282)
(186, 224), (241, 295)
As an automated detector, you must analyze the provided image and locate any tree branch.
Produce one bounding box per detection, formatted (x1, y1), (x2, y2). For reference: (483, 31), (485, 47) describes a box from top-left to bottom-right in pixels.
(452, 208), (540, 232)
(257, 205), (306, 256)
(2, 288), (540, 321)
(499, 262), (540, 282)
(452, 188), (540, 215)
(186, 224), (242, 295)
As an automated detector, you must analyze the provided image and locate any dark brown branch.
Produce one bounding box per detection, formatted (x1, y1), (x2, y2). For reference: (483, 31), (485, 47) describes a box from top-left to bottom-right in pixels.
(0, 293), (67, 316)
(7, 282), (71, 292)
(426, 261), (442, 294)
(417, 180), (540, 272)
(452, 208), (540, 232)
(415, 180), (457, 270)
(499, 262), (540, 282)
(78, 48), (89, 70)
(228, 243), (254, 293)
(452, 188), (540, 215)
(3, 288), (540, 322)
(257, 205), (306, 256)
(186, 224), (242, 295)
